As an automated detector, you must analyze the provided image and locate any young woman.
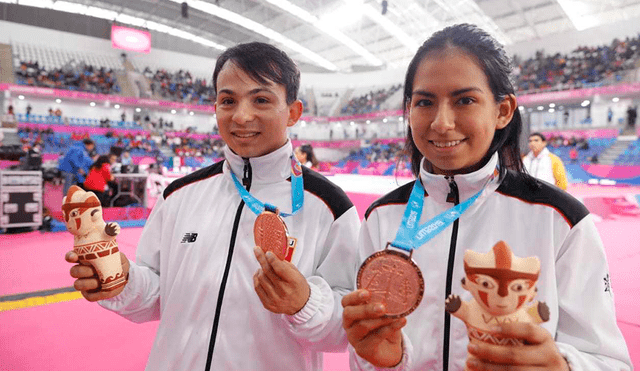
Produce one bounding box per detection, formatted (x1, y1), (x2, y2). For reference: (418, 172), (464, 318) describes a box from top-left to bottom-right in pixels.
(295, 143), (319, 169)
(342, 24), (631, 371)
(83, 154), (116, 206)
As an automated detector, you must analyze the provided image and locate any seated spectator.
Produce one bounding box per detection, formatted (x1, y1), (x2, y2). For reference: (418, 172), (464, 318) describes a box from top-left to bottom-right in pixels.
(295, 144), (319, 169)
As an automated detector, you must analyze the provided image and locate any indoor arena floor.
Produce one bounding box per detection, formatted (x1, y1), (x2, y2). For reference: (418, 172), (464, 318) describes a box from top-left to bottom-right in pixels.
(1, 176), (638, 370)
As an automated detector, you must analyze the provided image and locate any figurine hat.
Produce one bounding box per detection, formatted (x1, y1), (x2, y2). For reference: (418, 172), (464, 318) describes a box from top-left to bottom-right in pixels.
(464, 241), (540, 275)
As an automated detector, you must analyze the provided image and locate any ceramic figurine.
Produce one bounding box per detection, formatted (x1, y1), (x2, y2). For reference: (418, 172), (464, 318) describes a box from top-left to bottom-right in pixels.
(62, 186), (126, 291)
(445, 241), (549, 369)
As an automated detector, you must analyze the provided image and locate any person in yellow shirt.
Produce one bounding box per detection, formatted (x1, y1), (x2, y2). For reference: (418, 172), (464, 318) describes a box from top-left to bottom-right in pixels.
(523, 132), (568, 190)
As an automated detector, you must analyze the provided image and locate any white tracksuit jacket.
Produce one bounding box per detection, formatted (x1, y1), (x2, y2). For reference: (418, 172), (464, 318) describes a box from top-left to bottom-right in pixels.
(100, 141), (361, 371)
(351, 153), (632, 371)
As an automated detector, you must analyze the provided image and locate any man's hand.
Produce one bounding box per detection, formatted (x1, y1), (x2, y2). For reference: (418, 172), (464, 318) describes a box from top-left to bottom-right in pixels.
(466, 322), (570, 371)
(253, 247), (310, 315)
(342, 289), (406, 368)
(66, 251), (129, 302)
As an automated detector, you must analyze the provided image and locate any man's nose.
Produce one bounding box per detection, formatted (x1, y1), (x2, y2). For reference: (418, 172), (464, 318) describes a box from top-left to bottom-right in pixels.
(232, 100), (255, 124)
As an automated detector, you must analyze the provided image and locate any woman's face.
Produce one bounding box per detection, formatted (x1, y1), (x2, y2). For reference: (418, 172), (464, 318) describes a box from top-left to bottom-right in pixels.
(294, 147), (307, 163)
(408, 48), (515, 175)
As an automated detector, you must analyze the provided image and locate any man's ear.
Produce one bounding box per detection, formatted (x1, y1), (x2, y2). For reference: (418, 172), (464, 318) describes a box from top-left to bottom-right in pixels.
(496, 94), (517, 130)
(287, 100), (303, 128)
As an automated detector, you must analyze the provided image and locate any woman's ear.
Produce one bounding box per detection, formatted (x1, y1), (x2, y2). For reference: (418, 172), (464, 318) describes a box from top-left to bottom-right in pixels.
(496, 94), (517, 130)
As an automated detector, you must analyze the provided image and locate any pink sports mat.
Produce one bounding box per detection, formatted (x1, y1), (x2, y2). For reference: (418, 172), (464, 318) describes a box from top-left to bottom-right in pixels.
(1, 184), (638, 370)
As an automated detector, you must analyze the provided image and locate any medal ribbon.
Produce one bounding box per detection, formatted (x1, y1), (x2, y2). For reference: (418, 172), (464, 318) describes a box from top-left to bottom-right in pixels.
(391, 170), (497, 252)
(230, 157), (304, 217)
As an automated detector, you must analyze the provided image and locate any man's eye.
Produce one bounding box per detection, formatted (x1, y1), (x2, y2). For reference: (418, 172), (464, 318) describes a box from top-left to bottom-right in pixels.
(255, 97), (269, 104)
(458, 97), (474, 105)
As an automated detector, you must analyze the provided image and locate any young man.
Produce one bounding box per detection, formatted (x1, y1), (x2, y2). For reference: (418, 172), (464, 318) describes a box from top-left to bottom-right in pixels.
(65, 42), (360, 370)
(523, 132), (568, 190)
(58, 138), (95, 195)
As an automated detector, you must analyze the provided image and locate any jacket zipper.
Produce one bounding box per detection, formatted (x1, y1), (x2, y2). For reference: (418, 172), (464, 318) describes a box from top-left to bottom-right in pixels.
(442, 176), (460, 371)
(204, 158), (252, 371)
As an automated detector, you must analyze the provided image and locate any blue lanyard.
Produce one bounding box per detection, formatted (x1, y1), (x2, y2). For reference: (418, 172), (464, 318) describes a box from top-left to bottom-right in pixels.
(391, 171), (496, 253)
(230, 157), (304, 217)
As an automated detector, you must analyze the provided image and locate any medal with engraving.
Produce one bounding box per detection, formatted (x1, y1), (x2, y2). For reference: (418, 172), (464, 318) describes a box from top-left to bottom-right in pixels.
(254, 209), (289, 260)
(358, 172), (497, 317)
(357, 245), (424, 318)
(230, 157), (303, 261)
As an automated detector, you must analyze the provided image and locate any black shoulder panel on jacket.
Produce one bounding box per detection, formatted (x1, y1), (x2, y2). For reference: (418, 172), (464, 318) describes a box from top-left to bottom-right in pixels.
(496, 170), (589, 227)
(163, 160), (225, 199)
(296, 166), (354, 220)
(364, 180), (417, 220)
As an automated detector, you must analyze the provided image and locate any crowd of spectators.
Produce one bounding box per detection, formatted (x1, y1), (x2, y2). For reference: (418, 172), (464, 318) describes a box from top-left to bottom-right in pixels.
(15, 61), (119, 95)
(344, 141), (406, 163)
(341, 84), (403, 115)
(513, 35), (640, 93)
(144, 67), (214, 105)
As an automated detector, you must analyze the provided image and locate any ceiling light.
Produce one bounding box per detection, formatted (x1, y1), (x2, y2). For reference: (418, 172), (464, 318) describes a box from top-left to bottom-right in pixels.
(172, 0), (337, 71)
(135, 108), (141, 112)
(18, 95), (24, 100)
(171, 109), (177, 114)
(581, 100), (590, 107)
(90, 102), (96, 107)
(549, 108), (555, 113)
(55, 99), (61, 103)
(537, 106), (544, 110)
(189, 111), (194, 116)
(114, 104), (120, 109)
(612, 97), (620, 102)
(549, 103), (555, 108)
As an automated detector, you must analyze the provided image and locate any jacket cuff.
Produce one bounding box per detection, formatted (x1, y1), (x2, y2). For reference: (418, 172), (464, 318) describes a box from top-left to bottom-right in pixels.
(286, 280), (321, 325)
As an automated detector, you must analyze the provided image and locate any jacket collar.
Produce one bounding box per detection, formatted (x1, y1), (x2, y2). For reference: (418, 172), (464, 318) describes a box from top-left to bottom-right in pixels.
(418, 152), (500, 203)
(223, 140), (294, 185)
(526, 147), (549, 160)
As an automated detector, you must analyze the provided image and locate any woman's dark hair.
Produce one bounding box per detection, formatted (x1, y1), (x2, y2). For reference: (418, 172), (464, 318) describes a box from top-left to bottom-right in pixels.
(90, 155), (111, 171)
(298, 144), (318, 167)
(402, 23), (524, 180)
(213, 42), (300, 105)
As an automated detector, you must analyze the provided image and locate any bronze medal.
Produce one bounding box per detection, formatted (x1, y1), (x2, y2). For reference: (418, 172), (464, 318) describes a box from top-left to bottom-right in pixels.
(357, 247), (424, 318)
(254, 211), (289, 260)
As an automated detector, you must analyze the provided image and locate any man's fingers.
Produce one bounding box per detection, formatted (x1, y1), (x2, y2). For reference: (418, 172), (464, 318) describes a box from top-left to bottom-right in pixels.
(253, 269), (278, 299)
(65, 251), (79, 263)
(69, 264), (96, 278)
(73, 277), (100, 292)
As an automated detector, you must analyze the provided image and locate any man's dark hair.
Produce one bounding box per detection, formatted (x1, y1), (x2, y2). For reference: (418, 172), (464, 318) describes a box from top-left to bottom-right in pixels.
(529, 132), (546, 142)
(82, 138), (95, 146)
(213, 42), (300, 104)
(402, 23), (524, 180)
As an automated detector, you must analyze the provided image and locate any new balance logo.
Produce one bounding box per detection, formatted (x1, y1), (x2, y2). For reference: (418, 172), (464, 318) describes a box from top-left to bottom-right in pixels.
(181, 233), (198, 243)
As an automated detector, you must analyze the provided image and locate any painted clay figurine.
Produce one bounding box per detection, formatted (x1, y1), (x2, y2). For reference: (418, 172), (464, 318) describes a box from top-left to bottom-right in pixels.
(445, 241), (549, 367)
(62, 185), (126, 291)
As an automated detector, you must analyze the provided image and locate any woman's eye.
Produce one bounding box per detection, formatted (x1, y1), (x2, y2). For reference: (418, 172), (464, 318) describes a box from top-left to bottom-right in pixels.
(255, 97), (269, 104)
(458, 97), (474, 105)
(219, 98), (234, 105)
(415, 99), (432, 107)
(510, 282), (528, 292)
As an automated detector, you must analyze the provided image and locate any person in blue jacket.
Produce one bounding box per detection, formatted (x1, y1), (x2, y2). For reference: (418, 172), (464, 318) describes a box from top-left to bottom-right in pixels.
(58, 138), (95, 195)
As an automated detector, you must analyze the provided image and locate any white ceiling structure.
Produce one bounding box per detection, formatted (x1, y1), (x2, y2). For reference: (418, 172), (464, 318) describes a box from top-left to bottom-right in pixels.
(5, 0), (640, 72)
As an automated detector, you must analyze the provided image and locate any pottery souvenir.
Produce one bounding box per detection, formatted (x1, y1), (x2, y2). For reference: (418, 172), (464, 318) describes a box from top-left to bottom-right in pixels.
(445, 241), (549, 369)
(62, 186), (126, 291)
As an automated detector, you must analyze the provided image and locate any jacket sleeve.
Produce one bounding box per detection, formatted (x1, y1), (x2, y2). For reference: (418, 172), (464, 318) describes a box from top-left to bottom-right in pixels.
(98, 195), (165, 323)
(554, 214), (632, 370)
(282, 206), (361, 353)
(550, 154), (568, 190)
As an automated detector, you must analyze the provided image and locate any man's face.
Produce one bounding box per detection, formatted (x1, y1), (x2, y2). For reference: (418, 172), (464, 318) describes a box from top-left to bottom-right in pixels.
(528, 135), (546, 155)
(86, 144), (95, 153)
(214, 62), (302, 158)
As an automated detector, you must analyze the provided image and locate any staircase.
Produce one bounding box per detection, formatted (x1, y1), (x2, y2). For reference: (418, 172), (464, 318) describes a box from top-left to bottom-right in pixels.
(597, 136), (637, 165)
(0, 43), (15, 84)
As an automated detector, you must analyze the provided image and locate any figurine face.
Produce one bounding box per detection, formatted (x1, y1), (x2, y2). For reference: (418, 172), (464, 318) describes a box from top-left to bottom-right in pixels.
(65, 206), (101, 236)
(463, 274), (537, 316)
(62, 186), (102, 237)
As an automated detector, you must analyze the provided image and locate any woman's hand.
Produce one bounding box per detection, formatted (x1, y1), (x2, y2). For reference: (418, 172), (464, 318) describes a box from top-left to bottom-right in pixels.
(466, 322), (570, 370)
(342, 289), (407, 368)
